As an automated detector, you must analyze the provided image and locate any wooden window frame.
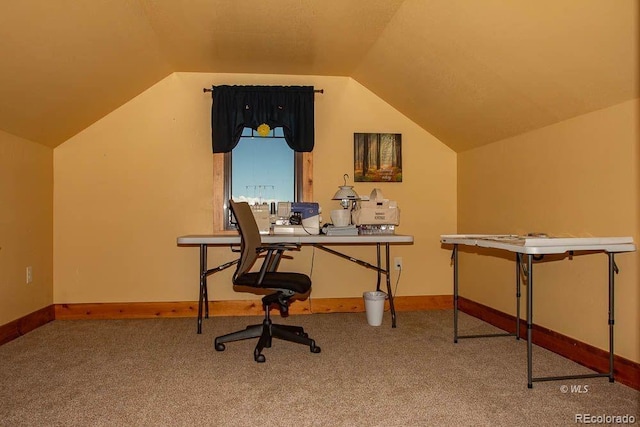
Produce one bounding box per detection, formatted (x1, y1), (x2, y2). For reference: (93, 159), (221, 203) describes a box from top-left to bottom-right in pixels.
(212, 152), (313, 233)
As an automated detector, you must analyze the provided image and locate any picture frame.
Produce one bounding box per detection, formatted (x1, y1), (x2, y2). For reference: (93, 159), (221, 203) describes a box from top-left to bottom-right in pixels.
(354, 133), (402, 182)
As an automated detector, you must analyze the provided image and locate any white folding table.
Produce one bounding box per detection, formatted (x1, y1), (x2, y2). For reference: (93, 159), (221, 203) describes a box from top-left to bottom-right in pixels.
(440, 234), (636, 388)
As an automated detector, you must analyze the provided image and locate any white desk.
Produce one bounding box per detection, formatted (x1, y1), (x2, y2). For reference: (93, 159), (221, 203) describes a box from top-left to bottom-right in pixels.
(178, 233), (414, 333)
(440, 234), (636, 388)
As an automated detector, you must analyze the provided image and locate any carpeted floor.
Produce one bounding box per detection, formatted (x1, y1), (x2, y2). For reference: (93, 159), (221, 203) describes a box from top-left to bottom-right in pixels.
(0, 310), (638, 426)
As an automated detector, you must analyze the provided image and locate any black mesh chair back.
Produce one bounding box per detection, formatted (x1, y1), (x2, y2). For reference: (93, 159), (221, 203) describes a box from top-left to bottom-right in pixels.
(230, 199), (262, 279)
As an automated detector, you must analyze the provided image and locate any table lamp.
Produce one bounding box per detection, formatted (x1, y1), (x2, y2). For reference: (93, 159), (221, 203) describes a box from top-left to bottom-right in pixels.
(332, 174), (359, 208)
(331, 174), (359, 226)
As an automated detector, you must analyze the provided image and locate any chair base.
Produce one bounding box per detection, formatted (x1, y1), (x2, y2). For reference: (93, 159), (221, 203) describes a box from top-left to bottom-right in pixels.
(214, 318), (321, 363)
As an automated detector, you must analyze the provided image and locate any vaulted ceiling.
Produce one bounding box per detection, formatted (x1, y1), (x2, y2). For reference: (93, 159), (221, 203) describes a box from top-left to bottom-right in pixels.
(0, 0), (637, 152)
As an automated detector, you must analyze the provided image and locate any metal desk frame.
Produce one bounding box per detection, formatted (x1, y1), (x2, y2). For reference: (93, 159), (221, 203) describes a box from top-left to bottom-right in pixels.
(178, 233), (414, 334)
(441, 234), (636, 388)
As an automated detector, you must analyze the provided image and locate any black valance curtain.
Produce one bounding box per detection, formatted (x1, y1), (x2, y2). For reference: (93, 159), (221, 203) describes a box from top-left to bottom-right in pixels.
(211, 85), (315, 153)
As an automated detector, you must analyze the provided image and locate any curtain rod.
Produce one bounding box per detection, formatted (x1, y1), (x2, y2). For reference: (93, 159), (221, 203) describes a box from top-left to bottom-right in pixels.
(203, 86), (323, 94)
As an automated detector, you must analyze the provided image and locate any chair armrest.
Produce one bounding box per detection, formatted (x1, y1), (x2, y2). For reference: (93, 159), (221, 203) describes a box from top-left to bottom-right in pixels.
(254, 243), (301, 281)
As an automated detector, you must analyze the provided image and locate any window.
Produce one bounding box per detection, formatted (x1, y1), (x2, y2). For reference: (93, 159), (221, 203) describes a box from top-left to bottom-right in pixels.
(231, 127), (294, 204)
(213, 128), (313, 232)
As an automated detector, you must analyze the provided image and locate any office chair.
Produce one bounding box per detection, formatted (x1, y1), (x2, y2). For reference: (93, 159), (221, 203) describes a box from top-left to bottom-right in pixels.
(214, 200), (321, 362)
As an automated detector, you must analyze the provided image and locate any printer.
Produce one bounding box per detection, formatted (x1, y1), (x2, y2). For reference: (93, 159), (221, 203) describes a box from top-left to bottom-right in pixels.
(351, 189), (399, 234)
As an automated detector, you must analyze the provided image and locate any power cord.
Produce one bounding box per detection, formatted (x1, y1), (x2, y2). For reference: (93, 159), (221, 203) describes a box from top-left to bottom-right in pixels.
(385, 265), (402, 312)
(289, 211), (314, 235)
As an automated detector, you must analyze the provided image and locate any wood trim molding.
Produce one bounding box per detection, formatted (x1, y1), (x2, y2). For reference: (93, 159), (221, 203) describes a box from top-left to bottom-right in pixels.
(458, 296), (640, 391)
(55, 302), (201, 320)
(0, 305), (55, 346)
(54, 295), (452, 320)
(212, 153), (226, 233)
(302, 151), (313, 201)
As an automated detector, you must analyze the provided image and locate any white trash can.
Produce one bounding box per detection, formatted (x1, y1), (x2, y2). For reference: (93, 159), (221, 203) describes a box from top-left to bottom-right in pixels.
(363, 291), (387, 326)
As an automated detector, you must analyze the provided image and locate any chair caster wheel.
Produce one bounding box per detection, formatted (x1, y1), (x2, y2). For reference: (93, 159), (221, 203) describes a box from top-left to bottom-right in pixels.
(215, 342), (225, 351)
(255, 353), (266, 363)
(310, 340), (321, 354)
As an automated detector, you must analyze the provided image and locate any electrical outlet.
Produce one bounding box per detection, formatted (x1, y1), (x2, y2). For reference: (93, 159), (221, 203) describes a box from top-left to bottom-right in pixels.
(394, 257), (402, 270)
(26, 266), (33, 284)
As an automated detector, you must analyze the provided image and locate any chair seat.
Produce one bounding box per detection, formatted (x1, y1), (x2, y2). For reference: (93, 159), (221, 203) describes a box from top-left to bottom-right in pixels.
(235, 272), (311, 294)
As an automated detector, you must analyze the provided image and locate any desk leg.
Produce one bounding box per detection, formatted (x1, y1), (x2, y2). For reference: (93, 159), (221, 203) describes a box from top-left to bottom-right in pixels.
(453, 244), (517, 343)
(608, 253), (616, 382)
(197, 244), (208, 334)
(526, 254), (533, 388)
(375, 244), (382, 292)
(382, 243), (397, 328)
(453, 244), (459, 343)
(515, 253), (521, 340)
(525, 252), (617, 387)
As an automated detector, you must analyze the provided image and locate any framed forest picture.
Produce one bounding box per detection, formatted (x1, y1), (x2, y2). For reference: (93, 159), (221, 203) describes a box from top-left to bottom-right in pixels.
(354, 133), (402, 182)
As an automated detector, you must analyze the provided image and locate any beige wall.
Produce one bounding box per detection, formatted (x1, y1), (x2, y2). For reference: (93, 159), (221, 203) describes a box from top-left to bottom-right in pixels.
(458, 99), (639, 362)
(53, 73), (457, 304)
(0, 130), (53, 325)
